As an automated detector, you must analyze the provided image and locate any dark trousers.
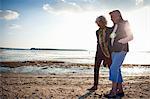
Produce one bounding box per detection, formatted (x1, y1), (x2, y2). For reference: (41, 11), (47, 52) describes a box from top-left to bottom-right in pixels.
(94, 55), (111, 86)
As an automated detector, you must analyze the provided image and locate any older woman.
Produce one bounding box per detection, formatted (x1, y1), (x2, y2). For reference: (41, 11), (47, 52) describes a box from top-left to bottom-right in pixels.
(104, 10), (133, 98)
(88, 16), (112, 91)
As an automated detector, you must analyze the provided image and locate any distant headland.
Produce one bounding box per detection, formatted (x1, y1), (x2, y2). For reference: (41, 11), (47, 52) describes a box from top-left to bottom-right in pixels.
(0, 47), (88, 51)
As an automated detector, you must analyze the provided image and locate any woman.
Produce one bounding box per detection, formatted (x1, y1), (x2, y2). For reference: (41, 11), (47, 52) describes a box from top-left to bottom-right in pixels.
(88, 16), (112, 91)
(104, 10), (133, 98)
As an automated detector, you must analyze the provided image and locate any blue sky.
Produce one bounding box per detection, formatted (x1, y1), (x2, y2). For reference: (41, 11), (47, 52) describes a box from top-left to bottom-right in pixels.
(0, 0), (150, 51)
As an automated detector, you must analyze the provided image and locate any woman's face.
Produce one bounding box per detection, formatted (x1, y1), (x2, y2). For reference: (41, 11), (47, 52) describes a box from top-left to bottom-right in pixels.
(96, 20), (105, 28)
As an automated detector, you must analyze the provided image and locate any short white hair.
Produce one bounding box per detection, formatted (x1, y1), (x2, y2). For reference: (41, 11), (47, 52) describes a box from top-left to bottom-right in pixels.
(95, 16), (107, 25)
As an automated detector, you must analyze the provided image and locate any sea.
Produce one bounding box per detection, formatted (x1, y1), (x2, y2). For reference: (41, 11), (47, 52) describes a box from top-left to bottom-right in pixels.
(0, 48), (150, 64)
(0, 49), (150, 76)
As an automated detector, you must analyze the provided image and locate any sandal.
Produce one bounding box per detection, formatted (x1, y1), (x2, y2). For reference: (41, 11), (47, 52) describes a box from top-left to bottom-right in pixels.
(104, 90), (117, 98)
(117, 92), (124, 97)
(104, 93), (117, 98)
(87, 86), (97, 91)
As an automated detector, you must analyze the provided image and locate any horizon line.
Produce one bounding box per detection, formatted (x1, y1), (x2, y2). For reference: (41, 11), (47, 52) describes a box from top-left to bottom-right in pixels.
(0, 47), (150, 53)
(0, 47), (89, 51)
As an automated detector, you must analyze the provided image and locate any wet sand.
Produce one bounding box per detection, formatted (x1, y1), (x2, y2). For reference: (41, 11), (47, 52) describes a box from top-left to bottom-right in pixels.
(1, 60), (150, 68)
(0, 61), (150, 98)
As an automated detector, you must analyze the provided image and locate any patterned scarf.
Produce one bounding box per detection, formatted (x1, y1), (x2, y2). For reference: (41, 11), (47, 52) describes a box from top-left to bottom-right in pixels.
(98, 28), (110, 58)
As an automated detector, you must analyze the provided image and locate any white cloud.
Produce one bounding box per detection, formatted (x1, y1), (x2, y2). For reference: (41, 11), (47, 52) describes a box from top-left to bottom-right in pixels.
(8, 24), (22, 29)
(43, 4), (54, 13)
(43, 1), (82, 14)
(0, 10), (19, 20)
(43, 0), (150, 14)
(136, 0), (144, 6)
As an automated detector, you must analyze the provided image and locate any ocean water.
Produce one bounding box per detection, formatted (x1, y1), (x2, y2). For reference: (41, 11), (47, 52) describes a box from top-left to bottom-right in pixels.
(0, 49), (95, 64)
(1, 65), (150, 76)
(0, 49), (150, 64)
(0, 49), (150, 75)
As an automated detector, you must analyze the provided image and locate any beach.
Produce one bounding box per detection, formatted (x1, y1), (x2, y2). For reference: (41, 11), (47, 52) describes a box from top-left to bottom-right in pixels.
(0, 61), (150, 98)
(1, 0), (150, 98)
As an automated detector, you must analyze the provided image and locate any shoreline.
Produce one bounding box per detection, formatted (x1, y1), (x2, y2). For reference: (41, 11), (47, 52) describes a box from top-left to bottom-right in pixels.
(1, 60), (150, 68)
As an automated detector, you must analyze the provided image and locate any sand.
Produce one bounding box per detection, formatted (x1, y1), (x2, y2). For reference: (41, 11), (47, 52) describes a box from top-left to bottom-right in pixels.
(0, 61), (150, 98)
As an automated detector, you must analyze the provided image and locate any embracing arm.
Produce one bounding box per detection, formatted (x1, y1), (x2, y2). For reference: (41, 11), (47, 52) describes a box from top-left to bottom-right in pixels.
(118, 22), (133, 44)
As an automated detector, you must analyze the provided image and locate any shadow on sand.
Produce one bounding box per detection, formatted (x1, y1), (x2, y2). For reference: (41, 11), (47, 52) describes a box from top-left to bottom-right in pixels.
(78, 90), (102, 99)
(78, 90), (122, 99)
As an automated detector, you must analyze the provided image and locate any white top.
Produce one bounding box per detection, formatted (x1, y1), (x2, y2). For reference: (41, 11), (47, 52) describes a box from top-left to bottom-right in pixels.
(110, 24), (118, 46)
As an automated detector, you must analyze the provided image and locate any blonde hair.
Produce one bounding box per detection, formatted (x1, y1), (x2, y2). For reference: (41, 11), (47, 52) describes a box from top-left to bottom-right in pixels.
(95, 16), (107, 26)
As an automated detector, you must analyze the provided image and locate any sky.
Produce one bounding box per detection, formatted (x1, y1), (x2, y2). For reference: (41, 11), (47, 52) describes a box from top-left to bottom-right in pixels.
(0, 0), (150, 51)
